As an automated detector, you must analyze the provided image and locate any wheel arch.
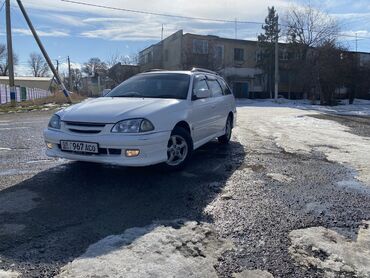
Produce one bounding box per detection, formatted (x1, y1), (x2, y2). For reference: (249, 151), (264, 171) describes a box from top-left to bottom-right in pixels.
(173, 120), (191, 135)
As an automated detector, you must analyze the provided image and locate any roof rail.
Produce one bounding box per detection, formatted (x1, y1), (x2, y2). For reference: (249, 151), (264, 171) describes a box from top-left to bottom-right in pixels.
(144, 68), (165, 72)
(191, 67), (218, 75)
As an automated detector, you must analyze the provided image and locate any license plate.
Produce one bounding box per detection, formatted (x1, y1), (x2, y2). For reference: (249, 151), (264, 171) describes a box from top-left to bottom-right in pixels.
(60, 141), (99, 153)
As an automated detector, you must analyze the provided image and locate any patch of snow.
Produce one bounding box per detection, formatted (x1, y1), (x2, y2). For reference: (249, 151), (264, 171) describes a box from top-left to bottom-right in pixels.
(289, 221), (370, 277)
(237, 99), (370, 117)
(0, 270), (20, 278)
(57, 220), (233, 278)
(236, 106), (370, 186)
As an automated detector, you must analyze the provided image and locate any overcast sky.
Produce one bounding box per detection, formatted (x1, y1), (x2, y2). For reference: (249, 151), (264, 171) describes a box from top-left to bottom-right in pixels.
(0, 0), (369, 76)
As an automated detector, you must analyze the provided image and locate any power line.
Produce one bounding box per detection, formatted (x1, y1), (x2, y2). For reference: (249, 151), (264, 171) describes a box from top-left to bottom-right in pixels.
(0, 1), (5, 12)
(60, 0), (263, 25)
(60, 0), (370, 41)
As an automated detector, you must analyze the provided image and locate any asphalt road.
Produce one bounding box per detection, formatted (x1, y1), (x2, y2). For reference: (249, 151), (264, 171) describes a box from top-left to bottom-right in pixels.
(0, 108), (369, 277)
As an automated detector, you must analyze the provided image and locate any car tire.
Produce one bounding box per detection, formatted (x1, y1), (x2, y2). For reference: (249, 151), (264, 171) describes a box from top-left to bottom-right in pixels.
(218, 115), (232, 144)
(164, 126), (193, 171)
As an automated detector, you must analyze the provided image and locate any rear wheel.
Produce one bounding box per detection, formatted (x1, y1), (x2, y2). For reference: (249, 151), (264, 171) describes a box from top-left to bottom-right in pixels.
(164, 127), (193, 170)
(218, 115), (232, 144)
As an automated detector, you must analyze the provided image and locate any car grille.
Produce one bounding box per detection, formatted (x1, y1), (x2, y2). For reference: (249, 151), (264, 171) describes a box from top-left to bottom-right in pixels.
(58, 145), (122, 156)
(63, 121), (106, 134)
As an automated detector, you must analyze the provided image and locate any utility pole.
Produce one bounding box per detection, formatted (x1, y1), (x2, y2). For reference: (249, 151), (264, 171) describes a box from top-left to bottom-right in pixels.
(161, 24), (164, 41)
(56, 59), (59, 74)
(274, 15), (279, 100)
(234, 18), (238, 39)
(16, 0), (72, 103)
(5, 0), (16, 106)
(355, 33), (358, 52)
(67, 56), (72, 91)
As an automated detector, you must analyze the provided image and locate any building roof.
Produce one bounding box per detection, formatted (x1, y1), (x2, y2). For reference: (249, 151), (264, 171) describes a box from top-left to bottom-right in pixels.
(0, 76), (52, 81)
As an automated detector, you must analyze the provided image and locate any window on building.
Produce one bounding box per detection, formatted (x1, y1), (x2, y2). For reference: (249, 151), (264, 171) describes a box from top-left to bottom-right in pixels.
(207, 79), (223, 97)
(213, 45), (224, 60)
(147, 52), (153, 63)
(193, 39), (208, 54)
(234, 48), (244, 61)
(279, 50), (289, 61)
(254, 74), (263, 86)
(255, 50), (263, 62)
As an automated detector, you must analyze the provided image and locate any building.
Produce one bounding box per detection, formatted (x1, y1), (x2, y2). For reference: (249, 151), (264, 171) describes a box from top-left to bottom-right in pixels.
(0, 76), (52, 91)
(139, 30), (265, 98)
(139, 30), (370, 99)
(108, 63), (140, 87)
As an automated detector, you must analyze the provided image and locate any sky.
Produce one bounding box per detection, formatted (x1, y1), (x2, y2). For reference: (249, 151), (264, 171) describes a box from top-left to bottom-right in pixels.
(0, 0), (369, 76)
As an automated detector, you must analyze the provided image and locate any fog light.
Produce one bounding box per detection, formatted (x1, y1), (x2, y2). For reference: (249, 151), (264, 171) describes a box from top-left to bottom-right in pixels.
(125, 149), (140, 157)
(46, 142), (53, 149)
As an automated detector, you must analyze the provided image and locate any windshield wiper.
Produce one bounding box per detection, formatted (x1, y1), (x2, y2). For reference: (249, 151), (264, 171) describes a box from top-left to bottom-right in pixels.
(154, 95), (178, 99)
(113, 92), (142, 97)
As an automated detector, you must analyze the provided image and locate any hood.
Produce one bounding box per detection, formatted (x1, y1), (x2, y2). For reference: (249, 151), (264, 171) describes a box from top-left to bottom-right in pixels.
(59, 97), (184, 123)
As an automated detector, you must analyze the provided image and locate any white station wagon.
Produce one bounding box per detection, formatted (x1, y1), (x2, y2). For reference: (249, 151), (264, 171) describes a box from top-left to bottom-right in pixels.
(44, 69), (237, 169)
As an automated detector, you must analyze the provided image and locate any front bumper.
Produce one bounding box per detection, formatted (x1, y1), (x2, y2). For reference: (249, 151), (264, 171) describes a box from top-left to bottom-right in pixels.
(43, 128), (171, 166)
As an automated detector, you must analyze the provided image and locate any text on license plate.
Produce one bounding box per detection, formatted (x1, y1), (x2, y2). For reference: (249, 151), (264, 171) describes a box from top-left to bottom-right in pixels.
(60, 141), (99, 153)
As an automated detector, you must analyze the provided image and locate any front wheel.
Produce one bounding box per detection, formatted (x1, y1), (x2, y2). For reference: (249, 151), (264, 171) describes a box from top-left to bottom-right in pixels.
(164, 127), (193, 170)
(218, 115), (232, 144)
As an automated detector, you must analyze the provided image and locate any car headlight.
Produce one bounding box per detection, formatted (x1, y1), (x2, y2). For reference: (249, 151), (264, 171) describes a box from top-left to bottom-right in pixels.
(111, 119), (154, 133)
(48, 114), (61, 129)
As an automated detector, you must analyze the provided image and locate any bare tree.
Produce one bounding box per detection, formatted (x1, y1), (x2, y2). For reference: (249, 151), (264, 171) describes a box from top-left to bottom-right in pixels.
(106, 52), (138, 68)
(71, 68), (82, 91)
(82, 58), (107, 76)
(285, 4), (338, 47)
(28, 52), (49, 77)
(0, 43), (18, 76)
(283, 4), (341, 103)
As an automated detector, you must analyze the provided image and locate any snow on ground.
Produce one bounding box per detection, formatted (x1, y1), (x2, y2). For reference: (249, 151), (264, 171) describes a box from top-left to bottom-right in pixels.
(237, 103), (370, 187)
(0, 270), (20, 278)
(237, 98), (370, 117)
(57, 220), (233, 278)
(289, 221), (370, 277)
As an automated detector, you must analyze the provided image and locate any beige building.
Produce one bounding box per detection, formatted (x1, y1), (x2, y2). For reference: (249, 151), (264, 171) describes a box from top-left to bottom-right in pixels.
(139, 30), (265, 98)
(0, 76), (52, 91)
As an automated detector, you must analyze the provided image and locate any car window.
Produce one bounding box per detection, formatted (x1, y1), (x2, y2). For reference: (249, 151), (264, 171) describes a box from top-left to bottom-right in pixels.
(218, 78), (232, 95)
(207, 79), (223, 97)
(192, 76), (209, 99)
(106, 73), (190, 99)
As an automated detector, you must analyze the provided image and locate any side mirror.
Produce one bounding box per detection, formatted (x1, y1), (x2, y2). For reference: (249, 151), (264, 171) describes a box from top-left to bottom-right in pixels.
(102, 89), (111, 96)
(193, 88), (211, 99)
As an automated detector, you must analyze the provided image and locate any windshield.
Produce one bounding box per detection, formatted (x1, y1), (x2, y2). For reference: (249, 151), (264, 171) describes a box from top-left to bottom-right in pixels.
(106, 73), (190, 99)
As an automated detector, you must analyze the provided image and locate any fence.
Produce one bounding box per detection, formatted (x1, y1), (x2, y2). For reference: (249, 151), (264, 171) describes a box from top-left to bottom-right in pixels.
(0, 84), (51, 105)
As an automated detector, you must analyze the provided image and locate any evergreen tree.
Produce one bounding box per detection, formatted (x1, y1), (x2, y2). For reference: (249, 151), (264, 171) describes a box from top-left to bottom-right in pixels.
(257, 7), (280, 98)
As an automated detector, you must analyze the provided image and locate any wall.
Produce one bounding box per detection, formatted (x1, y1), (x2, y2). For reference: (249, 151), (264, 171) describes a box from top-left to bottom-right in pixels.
(0, 77), (52, 91)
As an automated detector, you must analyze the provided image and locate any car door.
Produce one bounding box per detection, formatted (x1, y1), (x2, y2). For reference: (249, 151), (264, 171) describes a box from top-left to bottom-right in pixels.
(206, 77), (229, 134)
(189, 75), (216, 144)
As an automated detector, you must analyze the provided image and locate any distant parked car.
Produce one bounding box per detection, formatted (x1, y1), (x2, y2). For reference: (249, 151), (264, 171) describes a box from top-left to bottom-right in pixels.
(44, 69), (236, 169)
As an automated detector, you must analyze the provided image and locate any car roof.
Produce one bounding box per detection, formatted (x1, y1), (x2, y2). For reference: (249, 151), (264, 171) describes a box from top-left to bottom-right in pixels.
(139, 69), (220, 78)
